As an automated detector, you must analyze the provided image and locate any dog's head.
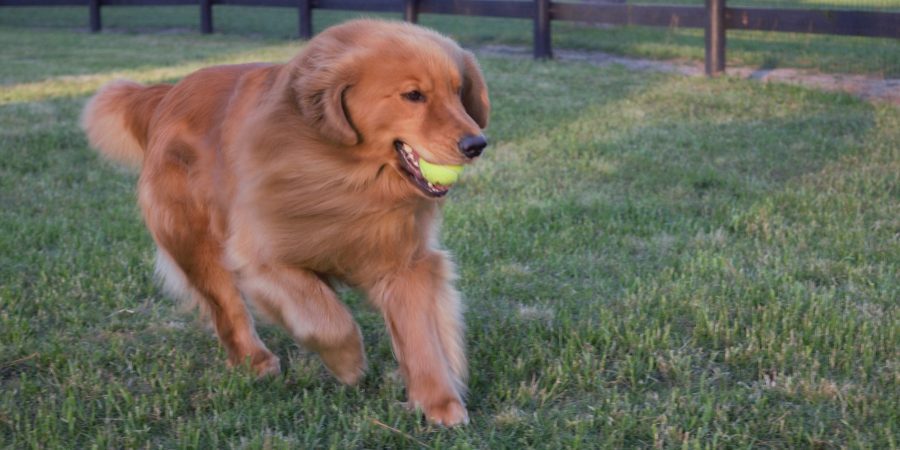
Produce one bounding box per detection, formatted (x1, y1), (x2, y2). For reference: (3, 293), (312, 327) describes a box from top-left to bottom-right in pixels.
(291, 19), (490, 198)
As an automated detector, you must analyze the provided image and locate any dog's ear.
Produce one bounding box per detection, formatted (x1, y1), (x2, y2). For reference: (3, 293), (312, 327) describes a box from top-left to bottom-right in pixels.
(292, 41), (360, 146)
(461, 51), (490, 129)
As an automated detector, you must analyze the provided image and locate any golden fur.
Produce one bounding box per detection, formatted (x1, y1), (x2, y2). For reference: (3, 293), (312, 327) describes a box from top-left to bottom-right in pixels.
(81, 19), (490, 426)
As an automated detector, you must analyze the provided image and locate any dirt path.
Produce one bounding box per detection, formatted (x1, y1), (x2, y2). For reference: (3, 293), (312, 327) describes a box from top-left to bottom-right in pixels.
(475, 44), (900, 106)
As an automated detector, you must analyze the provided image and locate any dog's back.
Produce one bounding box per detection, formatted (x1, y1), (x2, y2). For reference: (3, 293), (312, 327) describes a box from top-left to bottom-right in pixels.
(82, 63), (278, 171)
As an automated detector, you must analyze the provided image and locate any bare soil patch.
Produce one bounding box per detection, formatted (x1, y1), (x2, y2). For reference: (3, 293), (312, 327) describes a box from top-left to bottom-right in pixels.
(476, 44), (900, 106)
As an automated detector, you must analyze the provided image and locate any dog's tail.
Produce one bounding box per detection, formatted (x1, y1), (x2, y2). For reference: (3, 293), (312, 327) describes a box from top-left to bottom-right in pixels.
(81, 80), (172, 170)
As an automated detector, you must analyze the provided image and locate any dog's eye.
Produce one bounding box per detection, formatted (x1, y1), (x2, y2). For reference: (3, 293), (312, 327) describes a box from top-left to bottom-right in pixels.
(402, 90), (426, 103)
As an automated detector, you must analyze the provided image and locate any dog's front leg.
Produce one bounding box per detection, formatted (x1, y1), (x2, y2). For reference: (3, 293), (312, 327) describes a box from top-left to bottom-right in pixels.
(369, 252), (468, 426)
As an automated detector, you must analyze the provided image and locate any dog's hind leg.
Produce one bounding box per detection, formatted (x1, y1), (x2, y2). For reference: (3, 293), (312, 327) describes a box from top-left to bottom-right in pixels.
(237, 264), (366, 385)
(153, 244), (280, 377)
(138, 163), (279, 377)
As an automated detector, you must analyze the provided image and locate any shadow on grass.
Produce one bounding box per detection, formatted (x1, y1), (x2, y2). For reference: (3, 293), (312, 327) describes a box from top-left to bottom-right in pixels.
(452, 73), (877, 372)
(455, 79), (881, 425)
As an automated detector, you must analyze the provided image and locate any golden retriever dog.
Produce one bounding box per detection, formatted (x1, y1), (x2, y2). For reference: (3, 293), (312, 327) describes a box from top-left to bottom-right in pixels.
(81, 19), (489, 426)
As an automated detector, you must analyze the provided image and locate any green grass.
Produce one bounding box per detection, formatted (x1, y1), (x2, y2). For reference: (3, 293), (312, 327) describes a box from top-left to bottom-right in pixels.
(0, 6), (898, 76)
(2, 19), (899, 449)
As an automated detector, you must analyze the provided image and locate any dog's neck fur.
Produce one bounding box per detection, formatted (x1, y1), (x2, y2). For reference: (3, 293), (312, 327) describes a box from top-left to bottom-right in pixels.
(221, 69), (442, 287)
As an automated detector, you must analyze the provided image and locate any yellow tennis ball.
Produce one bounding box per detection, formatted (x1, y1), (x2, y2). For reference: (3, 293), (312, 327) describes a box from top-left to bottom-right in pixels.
(419, 159), (464, 185)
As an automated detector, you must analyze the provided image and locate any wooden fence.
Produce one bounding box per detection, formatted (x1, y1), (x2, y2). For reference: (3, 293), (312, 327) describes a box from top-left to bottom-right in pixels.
(2, 0), (898, 75)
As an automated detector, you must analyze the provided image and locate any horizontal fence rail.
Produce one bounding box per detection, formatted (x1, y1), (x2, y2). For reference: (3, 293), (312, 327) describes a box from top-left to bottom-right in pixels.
(2, 0), (898, 74)
(727, 7), (899, 38)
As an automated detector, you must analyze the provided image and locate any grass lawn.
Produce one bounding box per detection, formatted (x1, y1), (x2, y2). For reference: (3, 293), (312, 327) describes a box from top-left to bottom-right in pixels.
(1, 16), (899, 449)
(0, 6), (899, 76)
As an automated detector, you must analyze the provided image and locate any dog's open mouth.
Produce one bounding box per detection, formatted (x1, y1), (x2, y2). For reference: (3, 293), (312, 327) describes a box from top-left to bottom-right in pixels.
(394, 140), (452, 197)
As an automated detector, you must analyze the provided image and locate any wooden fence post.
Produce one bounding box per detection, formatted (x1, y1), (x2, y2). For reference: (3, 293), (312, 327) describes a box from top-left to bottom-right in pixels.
(404, 0), (419, 23)
(89, 0), (101, 32)
(534, 0), (552, 59)
(705, 0), (726, 75)
(298, 0), (312, 39)
(200, 0), (213, 34)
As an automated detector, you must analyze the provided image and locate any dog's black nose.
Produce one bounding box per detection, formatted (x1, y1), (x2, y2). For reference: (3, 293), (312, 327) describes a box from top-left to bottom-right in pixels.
(458, 134), (488, 158)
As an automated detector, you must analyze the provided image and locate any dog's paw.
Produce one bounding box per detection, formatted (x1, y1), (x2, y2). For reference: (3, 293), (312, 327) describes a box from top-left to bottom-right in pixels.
(422, 397), (469, 427)
(252, 352), (282, 378)
(329, 357), (367, 386)
(319, 345), (367, 385)
(227, 350), (281, 378)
